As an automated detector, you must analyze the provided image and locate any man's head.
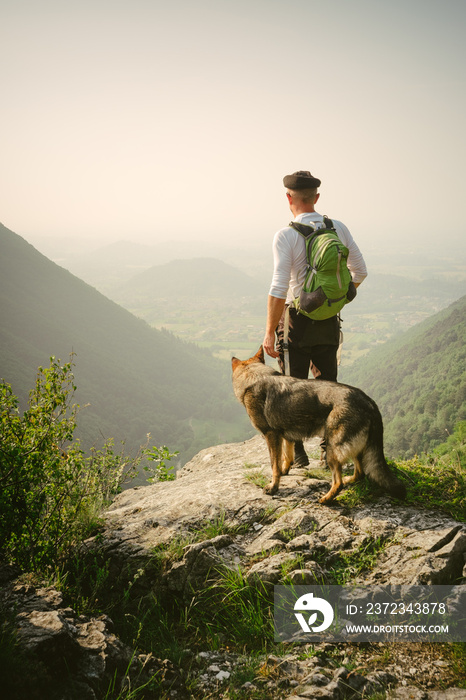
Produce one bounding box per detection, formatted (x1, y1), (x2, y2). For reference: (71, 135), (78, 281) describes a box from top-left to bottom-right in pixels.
(283, 170), (321, 214)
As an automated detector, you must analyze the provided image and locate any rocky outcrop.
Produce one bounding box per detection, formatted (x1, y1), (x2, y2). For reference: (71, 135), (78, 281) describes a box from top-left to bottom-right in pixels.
(0, 567), (185, 700)
(2, 435), (465, 699)
(103, 436), (466, 592)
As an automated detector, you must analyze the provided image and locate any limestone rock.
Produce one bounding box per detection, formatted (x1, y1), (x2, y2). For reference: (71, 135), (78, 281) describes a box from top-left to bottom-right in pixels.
(0, 580), (186, 699)
(95, 436), (466, 590)
(164, 535), (234, 597)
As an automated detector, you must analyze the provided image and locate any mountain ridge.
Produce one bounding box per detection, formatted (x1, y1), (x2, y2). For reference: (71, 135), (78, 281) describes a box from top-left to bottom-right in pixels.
(0, 223), (252, 464)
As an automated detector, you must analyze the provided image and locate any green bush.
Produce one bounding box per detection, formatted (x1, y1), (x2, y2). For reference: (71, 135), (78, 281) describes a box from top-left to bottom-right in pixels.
(0, 357), (176, 570)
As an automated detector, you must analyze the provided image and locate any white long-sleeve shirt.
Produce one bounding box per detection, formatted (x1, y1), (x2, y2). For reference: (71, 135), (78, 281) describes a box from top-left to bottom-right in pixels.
(268, 211), (368, 303)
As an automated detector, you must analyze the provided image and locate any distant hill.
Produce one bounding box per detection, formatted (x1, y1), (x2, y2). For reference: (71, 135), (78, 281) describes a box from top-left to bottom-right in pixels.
(109, 258), (265, 354)
(59, 240), (271, 295)
(340, 295), (466, 458)
(114, 257), (264, 303)
(0, 224), (253, 467)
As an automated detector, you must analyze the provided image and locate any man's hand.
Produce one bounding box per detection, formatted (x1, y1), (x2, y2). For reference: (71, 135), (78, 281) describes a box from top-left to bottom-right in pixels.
(263, 295), (286, 358)
(263, 331), (279, 358)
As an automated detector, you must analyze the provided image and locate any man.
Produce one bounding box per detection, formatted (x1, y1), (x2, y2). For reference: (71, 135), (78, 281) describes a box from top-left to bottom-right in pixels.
(262, 170), (367, 466)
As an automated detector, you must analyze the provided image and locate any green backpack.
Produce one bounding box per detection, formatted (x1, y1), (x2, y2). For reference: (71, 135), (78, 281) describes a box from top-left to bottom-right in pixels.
(290, 216), (357, 321)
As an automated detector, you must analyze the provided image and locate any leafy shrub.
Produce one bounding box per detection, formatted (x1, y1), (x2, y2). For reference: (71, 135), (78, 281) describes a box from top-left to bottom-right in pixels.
(144, 445), (178, 482)
(0, 357), (176, 570)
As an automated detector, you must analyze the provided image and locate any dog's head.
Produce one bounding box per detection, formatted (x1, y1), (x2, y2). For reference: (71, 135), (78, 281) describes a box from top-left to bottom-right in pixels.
(231, 346), (265, 373)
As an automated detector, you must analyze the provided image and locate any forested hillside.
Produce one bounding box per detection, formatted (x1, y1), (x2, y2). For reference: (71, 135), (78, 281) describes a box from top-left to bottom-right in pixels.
(340, 295), (466, 458)
(0, 224), (253, 465)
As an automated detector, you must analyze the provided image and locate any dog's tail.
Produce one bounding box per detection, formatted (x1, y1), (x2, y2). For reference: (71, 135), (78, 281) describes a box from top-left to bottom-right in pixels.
(360, 411), (407, 500)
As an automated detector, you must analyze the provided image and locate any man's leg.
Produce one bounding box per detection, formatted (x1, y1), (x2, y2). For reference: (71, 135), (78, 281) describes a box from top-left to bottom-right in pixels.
(283, 345), (310, 467)
(309, 344), (339, 462)
(276, 307), (312, 378)
(275, 308), (311, 467)
(278, 346), (312, 379)
(309, 344), (339, 382)
(277, 335), (311, 467)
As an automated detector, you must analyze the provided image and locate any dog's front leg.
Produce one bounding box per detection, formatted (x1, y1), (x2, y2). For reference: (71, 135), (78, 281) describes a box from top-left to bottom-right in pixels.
(264, 431), (283, 495)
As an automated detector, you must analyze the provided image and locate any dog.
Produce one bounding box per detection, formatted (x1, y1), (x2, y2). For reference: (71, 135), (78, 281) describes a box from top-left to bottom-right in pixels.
(231, 346), (406, 505)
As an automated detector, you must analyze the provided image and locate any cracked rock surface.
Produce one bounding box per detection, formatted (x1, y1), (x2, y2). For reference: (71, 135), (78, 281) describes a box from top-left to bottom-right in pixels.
(104, 436), (466, 589)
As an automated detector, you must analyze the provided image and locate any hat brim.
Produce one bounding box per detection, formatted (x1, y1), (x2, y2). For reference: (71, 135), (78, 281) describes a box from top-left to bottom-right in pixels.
(283, 174), (321, 189)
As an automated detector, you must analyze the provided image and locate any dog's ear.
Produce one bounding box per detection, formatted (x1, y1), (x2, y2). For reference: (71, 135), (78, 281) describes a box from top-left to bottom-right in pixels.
(255, 346), (265, 364)
(231, 357), (241, 370)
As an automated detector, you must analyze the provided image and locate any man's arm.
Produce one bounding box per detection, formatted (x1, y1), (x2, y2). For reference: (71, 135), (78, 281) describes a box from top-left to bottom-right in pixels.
(263, 295), (286, 358)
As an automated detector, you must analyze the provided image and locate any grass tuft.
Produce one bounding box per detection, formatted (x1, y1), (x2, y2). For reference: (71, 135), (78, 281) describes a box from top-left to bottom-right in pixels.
(243, 463), (269, 489)
(336, 456), (466, 522)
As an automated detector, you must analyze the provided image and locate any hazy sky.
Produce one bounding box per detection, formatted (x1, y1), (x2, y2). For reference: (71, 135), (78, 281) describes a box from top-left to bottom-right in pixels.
(2, 0), (465, 252)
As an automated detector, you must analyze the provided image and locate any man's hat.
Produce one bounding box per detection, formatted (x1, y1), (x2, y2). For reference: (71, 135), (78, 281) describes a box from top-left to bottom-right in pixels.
(283, 170), (321, 190)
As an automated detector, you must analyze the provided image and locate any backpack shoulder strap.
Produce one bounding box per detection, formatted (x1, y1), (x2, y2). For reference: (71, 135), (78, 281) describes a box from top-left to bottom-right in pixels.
(289, 217), (335, 238)
(289, 221), (325, 273)
(289, 221), (323, 240)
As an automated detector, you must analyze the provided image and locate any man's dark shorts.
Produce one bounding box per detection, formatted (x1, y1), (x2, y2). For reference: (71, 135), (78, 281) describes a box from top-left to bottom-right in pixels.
(276, 306), (340, 381)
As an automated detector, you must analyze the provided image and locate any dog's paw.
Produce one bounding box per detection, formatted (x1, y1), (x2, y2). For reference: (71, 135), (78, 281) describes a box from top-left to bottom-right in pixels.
(319, 496), (332, 505)
(264, 482), (278, 496)
(319, 491), (337, 505)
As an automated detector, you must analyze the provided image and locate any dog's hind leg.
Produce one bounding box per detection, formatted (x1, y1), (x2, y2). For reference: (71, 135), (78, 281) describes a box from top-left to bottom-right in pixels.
(281, 439), (294, 476)
(264, 431), (283, 495)
(343, 453), (364, 486)
(319, 448), (344, 504)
